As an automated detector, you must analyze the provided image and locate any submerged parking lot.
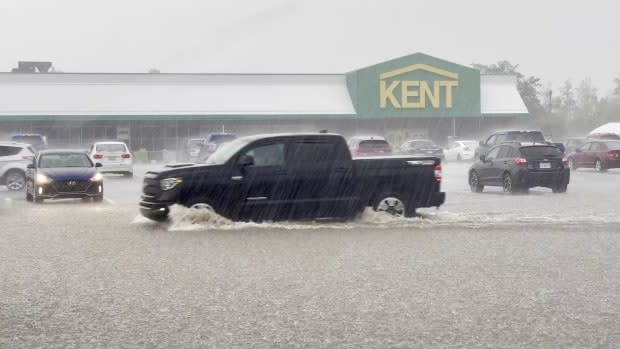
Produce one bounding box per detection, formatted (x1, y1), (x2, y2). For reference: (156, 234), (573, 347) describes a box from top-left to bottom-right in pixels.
(1, 163), (619, 348)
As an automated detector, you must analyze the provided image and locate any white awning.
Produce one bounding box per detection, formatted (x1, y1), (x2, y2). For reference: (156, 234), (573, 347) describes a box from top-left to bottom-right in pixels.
(0, 73), (356, 116)
(480, 75), (528, 115)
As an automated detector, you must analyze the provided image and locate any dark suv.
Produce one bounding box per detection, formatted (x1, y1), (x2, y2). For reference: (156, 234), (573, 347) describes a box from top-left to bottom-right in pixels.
(475, 131), (546, 159)
(468, 143), (569, 194)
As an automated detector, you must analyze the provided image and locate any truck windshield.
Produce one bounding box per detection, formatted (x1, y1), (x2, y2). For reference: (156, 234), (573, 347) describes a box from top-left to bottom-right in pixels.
(205, 138), (251, 165)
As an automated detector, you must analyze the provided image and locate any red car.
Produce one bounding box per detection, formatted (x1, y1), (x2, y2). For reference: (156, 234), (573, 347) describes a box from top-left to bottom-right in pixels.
(566, 140), (620, 172)
(347, 136), (393, 157)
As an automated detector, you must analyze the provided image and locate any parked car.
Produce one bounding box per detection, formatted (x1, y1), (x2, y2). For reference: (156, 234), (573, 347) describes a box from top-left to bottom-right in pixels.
(399, 139), (444, 159)
(475, 130), (548, 159)
(565, 140), (620, 172)
(0, 142), (35, 191)
(347, 136), (392, 157)
(26, 150), (104, 203)
(88, 141), (133, 177)
(198, 133), (237, 162)
(140, 133), (445, 222)
(444, 140), (478, 161)
(10, 133), (47, 152)
(469, 142), (569, 194)
(563, 137), (587, 155)
(183, 138), (207, 162)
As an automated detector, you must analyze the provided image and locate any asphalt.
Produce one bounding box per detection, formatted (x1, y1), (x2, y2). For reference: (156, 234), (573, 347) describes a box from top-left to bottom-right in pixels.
(1, 162), (619, 348)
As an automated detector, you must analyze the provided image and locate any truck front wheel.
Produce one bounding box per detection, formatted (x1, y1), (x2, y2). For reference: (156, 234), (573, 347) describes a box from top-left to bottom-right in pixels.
(373, 194), (416, 218)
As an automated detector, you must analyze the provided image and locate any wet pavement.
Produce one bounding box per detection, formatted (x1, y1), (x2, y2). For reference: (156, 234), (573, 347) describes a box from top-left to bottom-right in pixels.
(1, 163), (619, 348)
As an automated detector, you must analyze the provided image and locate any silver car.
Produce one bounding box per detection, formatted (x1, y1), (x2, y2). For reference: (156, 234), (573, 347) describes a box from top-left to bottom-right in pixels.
(0, 142), (35, 191)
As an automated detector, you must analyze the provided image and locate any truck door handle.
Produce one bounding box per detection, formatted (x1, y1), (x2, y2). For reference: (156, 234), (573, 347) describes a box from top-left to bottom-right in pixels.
(231, 175), (243, 181)
(334, 167), (347, 172)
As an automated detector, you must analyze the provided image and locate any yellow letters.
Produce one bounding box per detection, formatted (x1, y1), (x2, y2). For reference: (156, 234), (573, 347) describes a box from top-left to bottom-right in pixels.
(401, 81), (421, 108)
(439, 80), (458, 108)
(379, 65), (459, 110)
(380, 80), (401, 108)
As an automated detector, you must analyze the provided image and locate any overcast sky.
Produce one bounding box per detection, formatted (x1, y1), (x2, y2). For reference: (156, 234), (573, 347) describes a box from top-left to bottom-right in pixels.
(1, 0), (618, 95)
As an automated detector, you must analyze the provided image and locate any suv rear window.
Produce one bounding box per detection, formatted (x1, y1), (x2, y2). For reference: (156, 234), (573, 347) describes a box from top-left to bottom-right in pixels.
(504, 132), (545, 143)
(519, 146), (563, 158)
(359, 140), (390, 148)
(96, 144), (127, 152)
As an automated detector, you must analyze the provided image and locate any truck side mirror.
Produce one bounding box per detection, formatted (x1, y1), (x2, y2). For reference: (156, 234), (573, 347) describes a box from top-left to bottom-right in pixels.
(95, 163), (103, 168)
(237, 155), (255, 167)
(27, 163), (35, 169)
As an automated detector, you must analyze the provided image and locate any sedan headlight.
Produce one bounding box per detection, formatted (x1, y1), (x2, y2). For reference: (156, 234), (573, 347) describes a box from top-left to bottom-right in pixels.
(90, 172), (104, 181)
(160, 177), (183, 191)
(35, 173), (52, 184)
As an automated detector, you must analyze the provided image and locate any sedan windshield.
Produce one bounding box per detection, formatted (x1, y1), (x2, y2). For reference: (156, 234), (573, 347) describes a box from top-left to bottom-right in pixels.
(460, 141), (478, 148)
(39, 153), (93, 168)
(360, 140), (389, 148)
(205, 138), (251, 165)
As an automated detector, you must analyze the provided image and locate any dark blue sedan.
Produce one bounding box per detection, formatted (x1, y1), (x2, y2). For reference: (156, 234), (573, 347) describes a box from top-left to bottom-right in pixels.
(26, 150), (104, 203)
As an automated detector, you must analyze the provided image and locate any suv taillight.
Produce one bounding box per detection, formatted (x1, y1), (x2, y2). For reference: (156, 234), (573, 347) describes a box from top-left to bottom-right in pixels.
(514, 158), (528, 166)
(93, 153), (103, 159)
(121, 153), (131, 159)
(562, 158), (569, 166)
(434, 163), (442, 183)
(22, 155), (34, 160)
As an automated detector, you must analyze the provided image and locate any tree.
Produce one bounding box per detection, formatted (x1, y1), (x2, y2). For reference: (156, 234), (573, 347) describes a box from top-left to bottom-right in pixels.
(558, 80), (577, 119)
(575, 78), (600, 130)
(471, 61), (545, 116)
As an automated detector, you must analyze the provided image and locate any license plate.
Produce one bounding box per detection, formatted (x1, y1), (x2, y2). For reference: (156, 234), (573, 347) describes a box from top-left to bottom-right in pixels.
(107, 156), (118, 161)
(539, 162), (551, 169)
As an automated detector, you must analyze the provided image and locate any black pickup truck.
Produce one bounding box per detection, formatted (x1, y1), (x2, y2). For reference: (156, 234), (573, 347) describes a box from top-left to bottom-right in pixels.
(140, 133), (445, 222)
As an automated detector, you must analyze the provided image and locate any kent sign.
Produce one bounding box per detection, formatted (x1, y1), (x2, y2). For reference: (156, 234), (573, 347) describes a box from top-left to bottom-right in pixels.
(379, 64), (459, 109)
(346, 52), (481, 118)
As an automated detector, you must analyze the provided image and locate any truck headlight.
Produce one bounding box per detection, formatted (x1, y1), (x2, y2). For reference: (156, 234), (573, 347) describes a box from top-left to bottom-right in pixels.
(35, 173), (52, 184)
(90, 172), (103, 181)
(160, 177), (183, 190)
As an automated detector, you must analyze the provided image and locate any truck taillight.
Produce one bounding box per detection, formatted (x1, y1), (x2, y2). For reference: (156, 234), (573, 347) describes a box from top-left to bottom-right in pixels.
(434, 163), (442, 183)
(121, 153), (131, 159)
(93, 154), (103, 159)
(514, 158), (528, 166)
(562, 158), (569, 166)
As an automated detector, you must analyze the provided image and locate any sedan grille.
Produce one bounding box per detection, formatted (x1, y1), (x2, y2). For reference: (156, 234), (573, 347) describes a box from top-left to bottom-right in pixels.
(53, 180), (91, 192)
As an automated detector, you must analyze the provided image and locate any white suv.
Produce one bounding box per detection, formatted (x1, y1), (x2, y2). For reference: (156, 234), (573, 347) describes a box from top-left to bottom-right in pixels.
(0, 142), (35, 191)
(88, 141), (133, 177)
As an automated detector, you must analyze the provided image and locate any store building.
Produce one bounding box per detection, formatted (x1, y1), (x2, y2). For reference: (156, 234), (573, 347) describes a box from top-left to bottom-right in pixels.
(0, 53), (528, 157)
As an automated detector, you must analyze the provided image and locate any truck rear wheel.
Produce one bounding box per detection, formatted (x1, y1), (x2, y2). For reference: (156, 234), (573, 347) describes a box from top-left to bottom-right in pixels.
(373, 194), (415, 218)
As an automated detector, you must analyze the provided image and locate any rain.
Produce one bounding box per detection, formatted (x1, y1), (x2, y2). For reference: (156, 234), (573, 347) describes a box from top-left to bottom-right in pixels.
(1, 1), (620, 348)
